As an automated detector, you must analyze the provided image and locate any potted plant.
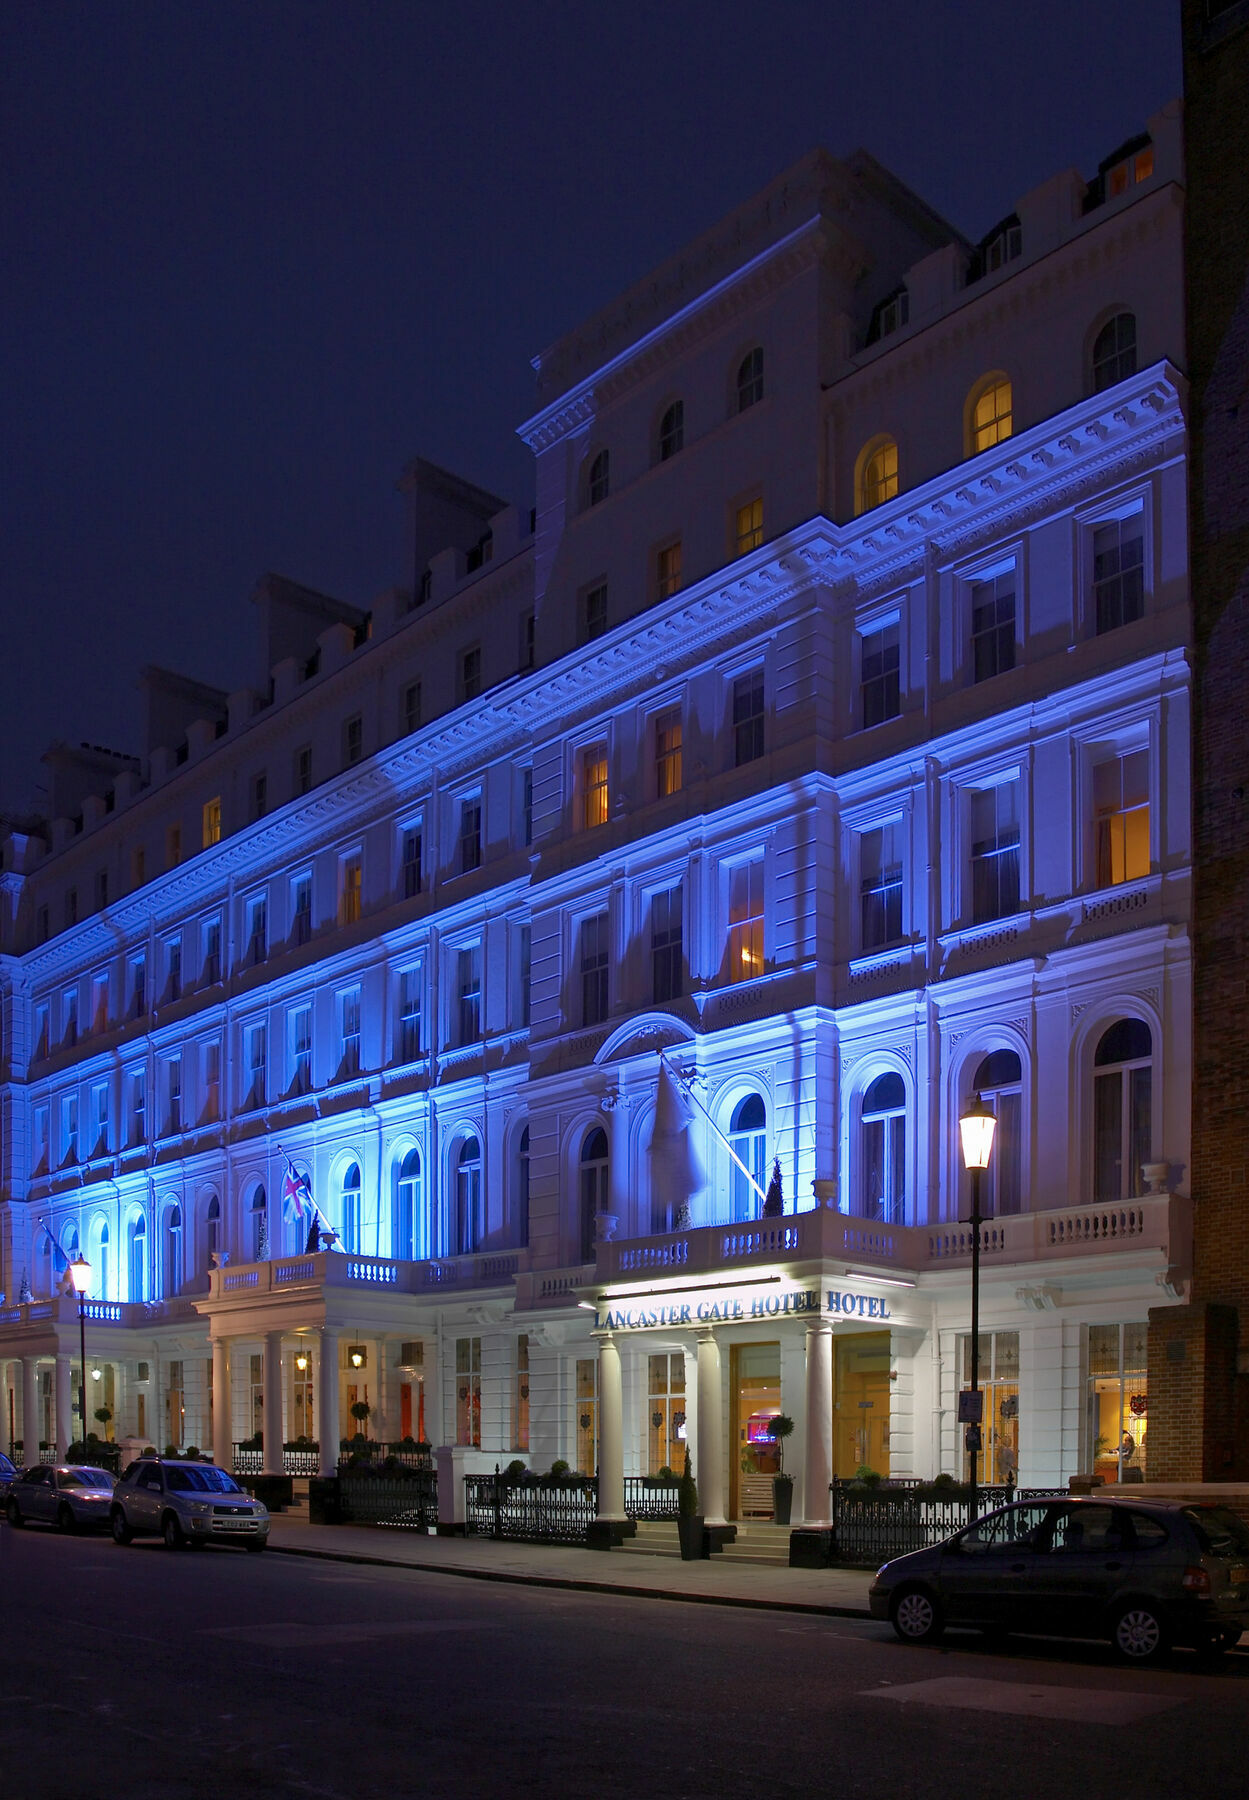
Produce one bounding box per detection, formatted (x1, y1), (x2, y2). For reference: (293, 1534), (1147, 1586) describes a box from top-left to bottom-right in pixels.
(767, 1414), (795, 1524)
(94, 1405), (113, 1442)
(676, 1448), (705, 1560)
(349, 1399), (372, 1440)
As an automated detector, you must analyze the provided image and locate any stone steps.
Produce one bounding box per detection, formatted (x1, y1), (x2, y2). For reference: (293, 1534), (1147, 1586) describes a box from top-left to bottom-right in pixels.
(619, 1519), (792, 1565)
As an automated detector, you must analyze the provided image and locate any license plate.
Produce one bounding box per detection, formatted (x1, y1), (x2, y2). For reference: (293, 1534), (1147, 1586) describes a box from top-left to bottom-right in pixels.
(1230, 1565), (1249, 1586)
(216, 1518), (253, 1531)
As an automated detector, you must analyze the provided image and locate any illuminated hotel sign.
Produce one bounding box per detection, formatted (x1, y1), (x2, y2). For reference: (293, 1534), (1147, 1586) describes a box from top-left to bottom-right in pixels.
(596, 1285), (893, 1332)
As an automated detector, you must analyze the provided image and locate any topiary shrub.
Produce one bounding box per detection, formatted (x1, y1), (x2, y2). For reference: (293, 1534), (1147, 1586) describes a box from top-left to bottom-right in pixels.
(678, 1448), (698, 1517)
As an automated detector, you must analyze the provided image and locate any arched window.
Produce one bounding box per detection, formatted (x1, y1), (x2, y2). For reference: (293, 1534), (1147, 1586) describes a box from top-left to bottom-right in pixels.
(66, 1226), (80, 1264)
(204, 1196), (220, 1272)
(856, 437), (899, 515)
(729, 1095), (767, 1224)
(736, 347), (764, 413)
(340, 1162), (362, 1254)
(658, 400), (684, 461)
(970, 1051), (1023, 1216)
(163, 1205), (183, 1296)
(586, 449), (610, 508)
(128, 1215), (147, 1303)
(1092, 313), (1137, 392)
(1093, 1020), (1152, 1203)
(395, 1149), (421, 1261)
(250, 1185), (267, 1260)
(967, 376), (1013, 454)
(97, 1222), (110, 1301)
(515, 1126), (530, 1249)
(455, 1137), (482, 1256)
(580, 1127), (609, 1261)
(860, 1072), (906, 1223)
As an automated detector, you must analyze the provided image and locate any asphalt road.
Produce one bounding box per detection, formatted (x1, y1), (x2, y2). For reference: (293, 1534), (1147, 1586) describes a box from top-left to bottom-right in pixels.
(4, 1524), (1249, 1800)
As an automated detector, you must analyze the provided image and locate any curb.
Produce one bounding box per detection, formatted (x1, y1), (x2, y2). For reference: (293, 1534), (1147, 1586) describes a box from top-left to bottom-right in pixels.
(265, 1539), (875, 1620)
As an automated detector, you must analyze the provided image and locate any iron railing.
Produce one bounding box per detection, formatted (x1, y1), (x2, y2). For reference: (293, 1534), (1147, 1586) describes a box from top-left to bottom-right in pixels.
(624, 1476), (680, 1519)
(339, 1470), (439, 1529)
(829, 1479), (1068, 1564)
(231, 1441), (432, 1476)
(465, 1472), (598, 1544)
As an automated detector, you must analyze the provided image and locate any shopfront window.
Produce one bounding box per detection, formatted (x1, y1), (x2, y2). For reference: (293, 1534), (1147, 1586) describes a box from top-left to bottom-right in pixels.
(575, 1358), (599, 1476)
(834, 1334), (891, 1479)
(961, 1330), (1019, 1485)
(647, 1352), (686, 1474)
(456, 1336), (481, 1447)
(1088, 1322), (1148, 1482)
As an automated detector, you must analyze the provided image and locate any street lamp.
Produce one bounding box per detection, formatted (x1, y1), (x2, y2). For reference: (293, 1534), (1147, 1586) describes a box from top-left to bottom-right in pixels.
(958, 1094), (997, 1524)
(68, 1254), (91, 1455)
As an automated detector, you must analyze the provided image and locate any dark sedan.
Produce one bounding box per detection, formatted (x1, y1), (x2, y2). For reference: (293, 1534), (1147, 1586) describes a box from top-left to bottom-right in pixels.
(869, 1496), (1249, 1662)
(5, 1465), (116, 1532)
(0, 1452), (19, 1498)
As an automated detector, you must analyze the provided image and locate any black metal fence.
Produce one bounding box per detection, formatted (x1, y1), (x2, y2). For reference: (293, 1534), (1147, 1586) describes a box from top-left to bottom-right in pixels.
(465, 1473), (598, 1544)
(339, 1470), (439, 1530)
(624, 1476), (680, 1519)
(829, 1480), (1068, 1564)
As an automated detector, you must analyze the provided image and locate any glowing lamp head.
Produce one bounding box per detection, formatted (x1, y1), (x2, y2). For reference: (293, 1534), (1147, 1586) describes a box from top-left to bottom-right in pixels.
(295, 1353), (309, 1372)
(959, 1094), (997, 1171)
(68, 1255), (92, 1297)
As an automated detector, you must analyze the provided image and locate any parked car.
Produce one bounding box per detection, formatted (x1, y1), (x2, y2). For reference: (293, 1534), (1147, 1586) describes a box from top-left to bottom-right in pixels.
(869, 1496), (1249, 1662)
(110, 1457), (269, 1551)
(5, 1464), (116, 1532)
(0, 1452), (20, 1498)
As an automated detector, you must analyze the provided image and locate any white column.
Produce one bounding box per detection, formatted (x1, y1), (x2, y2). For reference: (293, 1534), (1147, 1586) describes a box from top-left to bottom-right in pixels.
(696, 1329), (725, 1525)
(596, 1333), (625, 1522)
(317, 1328), (339, 1477)
(262, 1331), (284, 1475)
(55, 1356), (73, 1461)
(21, 1358), (39, 1462)
(803, 1319), (834, 1527)
(211, 1337), (231, 1471)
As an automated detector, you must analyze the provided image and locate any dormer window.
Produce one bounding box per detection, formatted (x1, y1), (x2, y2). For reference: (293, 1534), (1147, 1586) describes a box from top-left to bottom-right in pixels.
(867, 288), (909, 345)
(968, 216), (1021, 284)
(1107, 141), (1153, 198)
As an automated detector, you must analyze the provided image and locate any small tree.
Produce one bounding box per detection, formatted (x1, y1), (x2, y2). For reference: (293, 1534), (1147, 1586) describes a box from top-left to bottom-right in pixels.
(350, 1399), (372, 1440)
(767, 1413), (795, 1478)
(762, 1158), (783, 1218)
(678, 1447), (699, 1517)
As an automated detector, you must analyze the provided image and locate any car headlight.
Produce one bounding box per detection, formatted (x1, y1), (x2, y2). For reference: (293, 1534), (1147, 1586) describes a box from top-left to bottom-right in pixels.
(876, 1563), (891, 1578)
(189, 1501), (213, 1515)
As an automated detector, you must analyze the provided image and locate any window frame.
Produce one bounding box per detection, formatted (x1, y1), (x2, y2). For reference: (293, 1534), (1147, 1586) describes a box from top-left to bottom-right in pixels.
(965, 374), (1014, 456)
(734, 346), (765, 414)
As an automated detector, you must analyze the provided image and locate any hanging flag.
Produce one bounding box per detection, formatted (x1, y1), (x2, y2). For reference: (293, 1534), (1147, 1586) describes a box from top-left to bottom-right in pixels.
(281, 1163), (312, 1223)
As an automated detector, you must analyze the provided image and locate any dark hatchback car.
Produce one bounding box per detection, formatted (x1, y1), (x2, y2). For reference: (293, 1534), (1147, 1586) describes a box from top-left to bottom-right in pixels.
(5, 1464), (116, 1531)
(869, 1496), (1249, 1662)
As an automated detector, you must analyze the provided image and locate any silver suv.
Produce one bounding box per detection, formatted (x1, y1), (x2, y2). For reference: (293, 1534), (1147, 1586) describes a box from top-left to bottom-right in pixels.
(111, 1457), (269, 1552)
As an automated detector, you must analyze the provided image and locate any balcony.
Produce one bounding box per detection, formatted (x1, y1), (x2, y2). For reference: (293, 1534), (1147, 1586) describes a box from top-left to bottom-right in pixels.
(0, 1294), (202, 1336)
(594, 1192), (1190, 1287)
(206, 1245), (527, 1303)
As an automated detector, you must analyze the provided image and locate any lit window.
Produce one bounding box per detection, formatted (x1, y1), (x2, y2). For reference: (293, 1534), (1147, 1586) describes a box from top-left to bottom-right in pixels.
(659, 401), (684, 461)
(970, 782), (1021, 924)
(1093, 1019), (1152, 1202)
(857, 439), (899, 515)
(860, 822), (903, 950)
(727, 859), (764, 982)
(970, 570), (1016, 681)
(657, 541), (683, 600)
(860, 622), (900, 728)
(733, 670), (764, 767)
(202, 797), (221, 848)
(582, 583), (608, 642)
(655, 708), (683, 798)
(339, 855), (362, 925)
(1088, 1322), (1149, 1483)
(1107, 142), (1153, 197)
(456, 1334), (482, 1443)
(969, 377), (1013, 454)
(459, 796), (482, 873)
(860, 1071), (906, 1223)
(1093, 518), (1144, 633)
(735, 497), (764, 555)
(736, 347), (764, 413)
(587, 449), (610, 507)
(1094, 749), (1150, 887)
(580, 912), (610, 1027)
(581, 745), (608, 830)
(651, 884), (683, 1004)
(1092, 313), (1137, 392)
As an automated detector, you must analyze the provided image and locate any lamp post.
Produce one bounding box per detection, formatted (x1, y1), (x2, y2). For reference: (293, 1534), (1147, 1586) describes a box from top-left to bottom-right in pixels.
(958, 1095), (997, 1525)
(68, 1254), (92, 1455)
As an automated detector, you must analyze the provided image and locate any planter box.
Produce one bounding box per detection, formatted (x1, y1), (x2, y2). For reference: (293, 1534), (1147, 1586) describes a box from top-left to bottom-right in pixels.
(308, 1477), (343, 1525)
(789, 1527), (832, 1569)
(677, 1514), (707, 1560)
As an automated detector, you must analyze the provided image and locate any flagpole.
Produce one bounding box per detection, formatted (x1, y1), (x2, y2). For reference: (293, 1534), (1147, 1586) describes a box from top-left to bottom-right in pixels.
(658, 1051), (768, 1205)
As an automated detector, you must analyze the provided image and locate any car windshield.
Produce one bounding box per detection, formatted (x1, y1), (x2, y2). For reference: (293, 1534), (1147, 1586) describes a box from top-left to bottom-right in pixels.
(61, 1469), (113, 1489)
(1184, 1507), (1249, 1557)
(163, 1465), (242, 1494)
(0, 1454), (15, 1476)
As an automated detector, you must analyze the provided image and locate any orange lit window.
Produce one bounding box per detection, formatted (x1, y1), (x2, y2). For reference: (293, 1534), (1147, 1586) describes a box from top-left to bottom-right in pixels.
(970, 378), (1013, 454)
(657, 541), (683, 599)
(857, 439), (899, 515)
(727, 859), (764, 982)
(202, 797), (222, 849)
(735, 497), (764, 555)
(581, 745), (608, 830)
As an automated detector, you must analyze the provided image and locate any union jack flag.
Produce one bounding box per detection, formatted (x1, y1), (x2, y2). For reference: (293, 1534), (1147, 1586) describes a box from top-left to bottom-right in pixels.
(281, 1164), (312, 1222)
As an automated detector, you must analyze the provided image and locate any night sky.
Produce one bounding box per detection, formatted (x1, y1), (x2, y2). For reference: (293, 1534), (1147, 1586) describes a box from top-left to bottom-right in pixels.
(2, 3), (1182, 817)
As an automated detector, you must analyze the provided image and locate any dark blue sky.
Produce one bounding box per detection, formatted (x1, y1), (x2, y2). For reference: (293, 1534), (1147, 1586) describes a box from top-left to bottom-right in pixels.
(2, 3), (1182, 815)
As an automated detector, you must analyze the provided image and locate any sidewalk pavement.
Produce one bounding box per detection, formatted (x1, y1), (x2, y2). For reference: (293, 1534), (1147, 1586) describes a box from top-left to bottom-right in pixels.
(265, 1515), (877, 1619)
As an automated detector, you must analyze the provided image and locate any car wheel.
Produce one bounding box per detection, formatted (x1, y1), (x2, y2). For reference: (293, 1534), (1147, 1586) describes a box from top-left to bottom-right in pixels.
(162, 1512), (184, 1551)
(110, 1509), (133, 1546)
(1112, 1602), (1170, 1664)
(6, 1499), (23, 1528)
(56, 1504), (77, 1535)
(890, 1586), (944, 1645)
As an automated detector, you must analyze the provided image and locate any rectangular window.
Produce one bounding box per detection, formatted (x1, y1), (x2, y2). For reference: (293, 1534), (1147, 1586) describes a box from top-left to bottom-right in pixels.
(401, 825), (422, 899)
(166, 1056), (182, 1135)
(343, 714), (363, 767)
(860, 623), (900, 729)
(582, 583), (608, 642)
(651, 884), (683, 1003)
(458, 796), (482, 874)
(515, 1334), (530, 1451)
(63, 986), (78, 1047)
(202, 918), (221, 986)
(62, 1093), (78, 1164)
(580, 745), (608, 830)
(728, 858), (764, 982)
(580, 912), (610, 1027)
(65, 887), (78, 928)
(455, 1337), (481, 1447)
(246, 896), (267, 966)
(34, 1103), (49, 1170)
(960, 1331), (1020, 1486)
(295, 745), (313, 795)
(575, 1358), (599, 1477)
(456, 945), (482, 1046)
(460, 646), (482, 704)
(402, 680), (421, 737)
(398, 969), (421, 1063)
(245, 1025), (267, 1109)
(655, 709), (683, 798)
(91, 1081), (109, 1155)
(657, 541), (683, 600)
(339, 989), (362, 1077)
(34, 1003), (49, 1059)
(970, 782), (1021, 923)
(733, 670), (765, 768)
(1095, 750), (1150, 887)
(129, 1070), (146, 1147)
(203, 1040), (221, 1121)
(130, 955), (146, 1019)
(1093, 519), (1145, 634)
(91, 972), (109, 1034)
(647, 1351), (686, 1475)
(971, 570), (1016, 682)
(291, 872), (312, 946)
(202, 797), (222, 849)
(734, 496), (764, 555)
(166, 937), (182, 1003)
(860, 821), (904, 949)
(339, 854), (362, 925)
(250, 772), (268, 821)
(166, 824), (182, 870)
(522, 769), (533, 848)
(291, 1006), (312, 1095)
(1087, 1322), (1149, 1483)
(517, 924), (531, 1029)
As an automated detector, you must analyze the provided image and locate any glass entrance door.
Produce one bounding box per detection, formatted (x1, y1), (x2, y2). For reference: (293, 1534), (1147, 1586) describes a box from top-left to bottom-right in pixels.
(834, 1333), (891, 1479)
(730, 1342), (781, 1520)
